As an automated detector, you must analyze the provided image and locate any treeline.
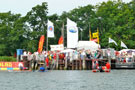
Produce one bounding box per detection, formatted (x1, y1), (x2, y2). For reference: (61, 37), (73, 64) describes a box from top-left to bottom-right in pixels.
(0, 0), (135, 56)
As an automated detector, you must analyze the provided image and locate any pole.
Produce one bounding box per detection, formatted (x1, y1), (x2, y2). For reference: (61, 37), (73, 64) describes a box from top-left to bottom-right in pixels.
(81, 31), (82, 40)
(46, 24), (48, 51)
(62, 23), (64, 47)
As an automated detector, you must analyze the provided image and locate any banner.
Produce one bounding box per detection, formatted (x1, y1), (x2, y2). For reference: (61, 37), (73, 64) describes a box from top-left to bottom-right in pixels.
(67, 18), (78, 48)
(58, 36), (63, 45)
(38, 35), (45, 53)
(0, 62), (24, 68)
(50, 44), (64, 51)
(47, 20), (54, 38)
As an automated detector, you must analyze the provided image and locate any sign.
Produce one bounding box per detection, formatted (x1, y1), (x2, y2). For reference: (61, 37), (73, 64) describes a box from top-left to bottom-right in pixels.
(50, 44), (64, 51)
(0, 62), (24, 68)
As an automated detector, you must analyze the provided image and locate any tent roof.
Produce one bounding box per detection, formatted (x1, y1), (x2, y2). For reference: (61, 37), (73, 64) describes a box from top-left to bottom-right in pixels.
(77, 41), (100, 51)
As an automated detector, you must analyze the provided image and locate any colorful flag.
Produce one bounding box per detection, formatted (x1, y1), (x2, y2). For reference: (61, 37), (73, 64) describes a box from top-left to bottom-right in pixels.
(121, 41), (128, 49)
(109, 37), (117, 46)
(47, 20), (54, 38)
(58, 36), (63, 45)
(38, 35), (45, 53)
(67, 18), (78, 48)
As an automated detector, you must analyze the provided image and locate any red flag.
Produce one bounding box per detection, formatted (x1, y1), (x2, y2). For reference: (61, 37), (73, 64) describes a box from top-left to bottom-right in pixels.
(38, 35), (45, 53)
(58, 36), (63, 45)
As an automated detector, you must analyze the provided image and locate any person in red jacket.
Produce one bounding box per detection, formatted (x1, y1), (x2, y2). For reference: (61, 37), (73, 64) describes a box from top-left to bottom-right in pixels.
(106, 62), (110, 69)
(45, 56), (49, 68)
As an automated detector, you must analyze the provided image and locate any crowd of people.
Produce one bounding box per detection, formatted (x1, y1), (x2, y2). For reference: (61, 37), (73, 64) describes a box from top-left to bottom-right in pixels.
(20, 49), (104, 70)
(19, 48), (135, 71)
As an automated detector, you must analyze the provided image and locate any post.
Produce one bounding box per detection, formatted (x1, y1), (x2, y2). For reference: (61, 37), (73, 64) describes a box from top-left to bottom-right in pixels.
(64, 58), (67, 70)
(76, 60), (78, 70)
(56, 53), (59, 70)
(83, 56), (86, 70)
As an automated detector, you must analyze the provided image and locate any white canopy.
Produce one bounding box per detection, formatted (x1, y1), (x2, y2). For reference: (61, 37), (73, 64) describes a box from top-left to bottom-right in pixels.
(60, 49), (75, 53)
(77, 41), (100, 51)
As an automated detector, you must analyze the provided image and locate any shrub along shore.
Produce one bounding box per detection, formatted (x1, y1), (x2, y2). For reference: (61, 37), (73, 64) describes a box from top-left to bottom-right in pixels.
(0, 56), (16, 62)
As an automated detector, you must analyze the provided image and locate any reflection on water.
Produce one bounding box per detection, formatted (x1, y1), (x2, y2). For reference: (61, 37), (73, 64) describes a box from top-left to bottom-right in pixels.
(0, 70), (135, 90)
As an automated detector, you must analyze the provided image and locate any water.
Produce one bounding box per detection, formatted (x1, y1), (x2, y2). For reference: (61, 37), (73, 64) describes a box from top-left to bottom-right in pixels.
(0, 70), (135, 90)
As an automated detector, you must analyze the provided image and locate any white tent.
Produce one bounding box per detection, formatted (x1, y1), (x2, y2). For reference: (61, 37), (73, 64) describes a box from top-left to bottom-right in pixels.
(77, 41), (100, 51)
(60, 49), (75, 53)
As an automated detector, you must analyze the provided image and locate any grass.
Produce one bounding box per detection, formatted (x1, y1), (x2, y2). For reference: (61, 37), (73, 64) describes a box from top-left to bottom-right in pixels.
(0, 56), (17, 62)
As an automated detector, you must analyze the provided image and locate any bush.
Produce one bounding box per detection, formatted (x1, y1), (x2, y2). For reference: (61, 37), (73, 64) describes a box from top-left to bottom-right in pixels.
(0, 56), (17, 62)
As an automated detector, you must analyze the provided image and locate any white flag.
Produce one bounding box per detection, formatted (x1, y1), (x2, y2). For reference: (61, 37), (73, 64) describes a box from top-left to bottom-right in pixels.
(121, 41), (128, 49)
(109, 37), (117, 46)
(67, 18), (78, 48)
(47, 20), (54, 38)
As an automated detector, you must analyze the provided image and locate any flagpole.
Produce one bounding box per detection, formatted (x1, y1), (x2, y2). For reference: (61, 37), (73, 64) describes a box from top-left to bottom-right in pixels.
(89, 23), (92, 41)
(97, 27), (99, 44)
(62, 22), (64, 47)
(46, 25), (48, 51)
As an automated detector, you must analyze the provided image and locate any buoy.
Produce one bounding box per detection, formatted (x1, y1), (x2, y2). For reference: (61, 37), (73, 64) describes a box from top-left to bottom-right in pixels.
(92, 69), (97, 72)
(105, 69), (110, 73)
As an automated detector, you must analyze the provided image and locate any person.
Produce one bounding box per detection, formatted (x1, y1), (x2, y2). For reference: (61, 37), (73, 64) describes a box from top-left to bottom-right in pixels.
(18, 63), (24, 71)
(32, 53), (38, 71)
(106, 62), (110, 69)
(95, 50), (101, 59)
(98, 66), (104, 72)
(45, 56), (49, 69)
(86, 50), (92, 59)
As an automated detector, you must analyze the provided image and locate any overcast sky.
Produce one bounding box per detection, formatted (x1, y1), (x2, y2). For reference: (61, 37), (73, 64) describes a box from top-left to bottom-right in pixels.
(0, 0), (132, 16)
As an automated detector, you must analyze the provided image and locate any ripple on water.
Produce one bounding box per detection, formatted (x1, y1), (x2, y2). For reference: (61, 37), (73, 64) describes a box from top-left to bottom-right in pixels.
(0, 70), (135, 90)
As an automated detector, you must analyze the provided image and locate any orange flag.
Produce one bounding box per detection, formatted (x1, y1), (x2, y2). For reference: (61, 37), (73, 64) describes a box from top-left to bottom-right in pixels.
(58, 36), (63, 45)
(38, 35), (45, 53)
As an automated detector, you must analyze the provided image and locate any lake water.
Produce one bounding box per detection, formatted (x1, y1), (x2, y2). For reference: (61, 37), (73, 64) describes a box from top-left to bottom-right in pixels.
(0, 70), (135, 90)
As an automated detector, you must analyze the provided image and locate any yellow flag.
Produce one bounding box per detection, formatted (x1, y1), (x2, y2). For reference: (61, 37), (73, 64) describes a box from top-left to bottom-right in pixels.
(92, 32), (98, 38)
(92, 28), (100, 44)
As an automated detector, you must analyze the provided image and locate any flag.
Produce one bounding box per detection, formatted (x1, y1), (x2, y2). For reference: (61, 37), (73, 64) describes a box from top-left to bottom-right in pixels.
(38, 35), (45, 53)
(121, 41), (128, 49)
(92, 32), (98, 38)
(67, 18), (78, 48)
(58, 36), (63, 45)
(47, 20), (54, 38)
(92, 28), (99, 44)
(109, 37), (117, 46)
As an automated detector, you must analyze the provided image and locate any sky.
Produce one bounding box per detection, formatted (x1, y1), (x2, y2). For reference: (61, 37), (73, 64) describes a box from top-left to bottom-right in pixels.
(0, 0), (132, 16)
